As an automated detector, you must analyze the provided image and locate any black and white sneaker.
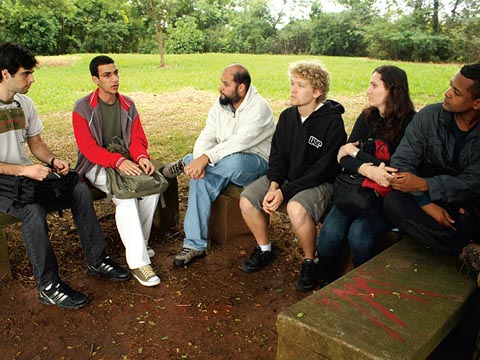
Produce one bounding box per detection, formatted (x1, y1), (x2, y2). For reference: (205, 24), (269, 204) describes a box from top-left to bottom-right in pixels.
(38, 281), (89, 310)
(87, 256), (131, 281)
(161, 159), (185, 178)
(241, 245), (275, 273)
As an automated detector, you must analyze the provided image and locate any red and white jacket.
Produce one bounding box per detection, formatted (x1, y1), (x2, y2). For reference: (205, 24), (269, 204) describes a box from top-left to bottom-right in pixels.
(72, 89), (150, 177)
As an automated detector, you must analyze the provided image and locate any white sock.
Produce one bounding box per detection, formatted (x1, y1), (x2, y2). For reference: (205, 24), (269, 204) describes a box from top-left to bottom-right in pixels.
(260, 244), (272, 252)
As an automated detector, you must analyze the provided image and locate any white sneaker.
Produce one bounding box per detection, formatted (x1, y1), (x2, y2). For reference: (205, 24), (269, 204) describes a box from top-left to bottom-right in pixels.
(131, 265), (161, 287)
(147, 246), (155, 258)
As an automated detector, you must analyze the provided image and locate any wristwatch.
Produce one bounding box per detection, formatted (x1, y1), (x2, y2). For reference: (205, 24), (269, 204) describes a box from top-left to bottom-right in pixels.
(352, 149), (359, 158)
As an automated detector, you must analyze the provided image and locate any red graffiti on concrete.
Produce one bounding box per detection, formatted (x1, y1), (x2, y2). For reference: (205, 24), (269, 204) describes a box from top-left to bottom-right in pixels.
(309, 267), (462, 341)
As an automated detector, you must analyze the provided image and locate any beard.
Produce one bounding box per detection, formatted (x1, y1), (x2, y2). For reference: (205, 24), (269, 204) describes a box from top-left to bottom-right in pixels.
(219, 87), (241, 106)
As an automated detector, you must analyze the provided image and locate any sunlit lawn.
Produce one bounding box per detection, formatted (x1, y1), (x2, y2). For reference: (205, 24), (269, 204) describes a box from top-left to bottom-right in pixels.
(30, 53), (459, 159)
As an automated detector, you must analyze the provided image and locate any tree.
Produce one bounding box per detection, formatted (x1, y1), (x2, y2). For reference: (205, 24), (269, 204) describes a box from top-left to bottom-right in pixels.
(275, 19), (312, 54)
(166, 16), (206, 53)
(226, 0), (277, 53)
(133, 0), (193, 66)
(0, 1), (60, 55)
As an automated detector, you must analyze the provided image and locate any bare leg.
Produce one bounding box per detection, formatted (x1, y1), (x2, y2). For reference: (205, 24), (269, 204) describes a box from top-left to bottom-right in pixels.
(287, 201), (317, 259)
(239, 197), (269, 245)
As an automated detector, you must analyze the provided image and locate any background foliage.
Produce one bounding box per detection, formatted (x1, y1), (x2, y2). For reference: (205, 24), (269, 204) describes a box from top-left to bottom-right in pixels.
(0, 0), (478, 63)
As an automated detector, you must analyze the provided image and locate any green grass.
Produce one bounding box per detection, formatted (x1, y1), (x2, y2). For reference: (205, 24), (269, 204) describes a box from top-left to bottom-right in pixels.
(29, 53), (460, 160)
(31, 53), (458, 115)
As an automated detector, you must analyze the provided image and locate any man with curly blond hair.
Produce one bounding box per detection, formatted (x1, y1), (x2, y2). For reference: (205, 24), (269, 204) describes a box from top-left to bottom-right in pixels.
(239, 61), (347, 292)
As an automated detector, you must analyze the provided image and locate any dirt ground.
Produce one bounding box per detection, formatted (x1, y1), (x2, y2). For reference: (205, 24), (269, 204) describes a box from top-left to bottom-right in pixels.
(1, 89), (478, 360)
(0, 178), (310, 360)
(2, 201), (478, 360)
(0, 89), (309, 360)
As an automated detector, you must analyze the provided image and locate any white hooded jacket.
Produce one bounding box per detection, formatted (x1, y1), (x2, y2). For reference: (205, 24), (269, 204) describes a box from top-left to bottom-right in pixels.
(193, 84), (275, 165)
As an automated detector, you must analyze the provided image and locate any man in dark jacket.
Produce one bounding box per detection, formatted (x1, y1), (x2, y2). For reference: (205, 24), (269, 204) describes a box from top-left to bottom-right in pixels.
(239, 61), (347, 292)
(384, 63), (480, 285)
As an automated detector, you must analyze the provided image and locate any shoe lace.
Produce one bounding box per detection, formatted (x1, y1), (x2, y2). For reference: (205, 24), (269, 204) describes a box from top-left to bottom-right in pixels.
(459, 244), (480, 274)
(140, 265), (156, 279)
(179, 248), (191, 256)
(166, 160), (184, 176)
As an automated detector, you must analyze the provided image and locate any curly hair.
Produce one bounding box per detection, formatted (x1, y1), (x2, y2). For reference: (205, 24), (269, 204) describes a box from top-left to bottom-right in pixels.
(363, 65), (415, 146)
(288, 61), (330, 103)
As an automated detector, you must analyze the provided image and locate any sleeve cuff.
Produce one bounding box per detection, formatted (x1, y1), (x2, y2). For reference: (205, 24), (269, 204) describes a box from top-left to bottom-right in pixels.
(413, 192), (432, 206)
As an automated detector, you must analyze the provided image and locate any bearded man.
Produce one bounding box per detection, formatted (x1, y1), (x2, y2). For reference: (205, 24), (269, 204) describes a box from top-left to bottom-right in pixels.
(161, 64), (276, 267)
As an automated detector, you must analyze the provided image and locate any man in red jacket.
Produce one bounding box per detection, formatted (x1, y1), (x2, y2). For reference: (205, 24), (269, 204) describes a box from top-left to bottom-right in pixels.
(0, 43), (130, 310)
(73, 56), (161, 287)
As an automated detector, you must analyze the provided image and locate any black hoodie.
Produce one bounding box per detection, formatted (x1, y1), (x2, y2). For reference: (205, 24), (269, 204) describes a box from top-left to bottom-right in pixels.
(266, 100), (347, 201)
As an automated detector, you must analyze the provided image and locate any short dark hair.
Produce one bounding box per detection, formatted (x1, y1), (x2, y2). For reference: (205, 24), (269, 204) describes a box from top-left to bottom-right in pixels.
(89, 55), (115, 77)
(230, 64), (251, 92)
(0, 42), (38, 82)
(460, 63), (480, 100)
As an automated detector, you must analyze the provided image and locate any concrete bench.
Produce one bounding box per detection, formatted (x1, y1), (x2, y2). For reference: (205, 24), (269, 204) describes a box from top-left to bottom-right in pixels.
(209, 183), (297, 242)
(0, 177), (179, 279)
(209, 184), (252, 244)
(209, 183), (400, 272)
(276, 236), (478, 359)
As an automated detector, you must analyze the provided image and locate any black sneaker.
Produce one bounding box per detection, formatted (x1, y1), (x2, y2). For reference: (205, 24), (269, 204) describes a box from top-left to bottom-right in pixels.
(87, 256), (131, 281)
(296, 259), (320, 292)
(161, 159), (185, 178)
(38, 281), (89, 310)
(241, 245), (275, 273)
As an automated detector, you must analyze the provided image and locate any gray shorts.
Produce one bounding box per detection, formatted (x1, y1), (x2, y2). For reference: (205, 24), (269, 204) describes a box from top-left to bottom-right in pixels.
(240, 175), (333, 224)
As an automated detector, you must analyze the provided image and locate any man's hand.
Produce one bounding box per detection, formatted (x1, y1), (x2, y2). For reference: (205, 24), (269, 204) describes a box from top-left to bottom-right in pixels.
(389, 172), (428, 192)
(421, 202), (456, 230)
(51, 158), (70, 176)
(20, 164), (51, 181)
(184, 155), (209, 180)
(118, 159), (142, 176)
(138, 158), (155, 175)
(262, 189), (284, 214)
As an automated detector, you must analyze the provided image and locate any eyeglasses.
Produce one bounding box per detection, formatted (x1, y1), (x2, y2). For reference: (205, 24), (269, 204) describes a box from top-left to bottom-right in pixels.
(98, 69), (119, 78)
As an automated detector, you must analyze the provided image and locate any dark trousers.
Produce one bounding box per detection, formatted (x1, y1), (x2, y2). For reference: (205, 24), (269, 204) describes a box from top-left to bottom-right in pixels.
(383, 190), (479, 256)
(4, 181), (106, 291)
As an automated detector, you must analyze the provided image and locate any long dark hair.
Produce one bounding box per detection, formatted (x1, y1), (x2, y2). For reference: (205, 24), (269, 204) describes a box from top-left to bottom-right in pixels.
(363, 65), (415, 145)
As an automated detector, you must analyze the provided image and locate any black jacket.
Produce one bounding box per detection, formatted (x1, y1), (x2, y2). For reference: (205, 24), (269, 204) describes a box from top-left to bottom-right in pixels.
(340, 110), (415, 173)
(266, 100), (347, 201)
(391, 103), (480, 204)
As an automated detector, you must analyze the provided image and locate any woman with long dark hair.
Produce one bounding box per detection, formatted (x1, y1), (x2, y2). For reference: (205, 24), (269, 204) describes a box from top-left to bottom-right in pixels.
(315, 65), (416, 286)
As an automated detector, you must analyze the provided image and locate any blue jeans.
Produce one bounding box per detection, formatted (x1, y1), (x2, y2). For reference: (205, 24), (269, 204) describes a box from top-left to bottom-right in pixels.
(183, 152), (268, 251)
(317, 205), (389, 267)
(5, 181), (106, 291)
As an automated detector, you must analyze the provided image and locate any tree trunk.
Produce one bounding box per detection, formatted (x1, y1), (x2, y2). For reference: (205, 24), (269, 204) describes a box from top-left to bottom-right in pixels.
(148, 0), (165, 67)
(432, 0), (439, 33)
(450, 0), (460, 21)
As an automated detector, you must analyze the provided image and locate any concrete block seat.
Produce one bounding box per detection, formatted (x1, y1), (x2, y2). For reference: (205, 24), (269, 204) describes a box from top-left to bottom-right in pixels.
(276, 237), (478, 360)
